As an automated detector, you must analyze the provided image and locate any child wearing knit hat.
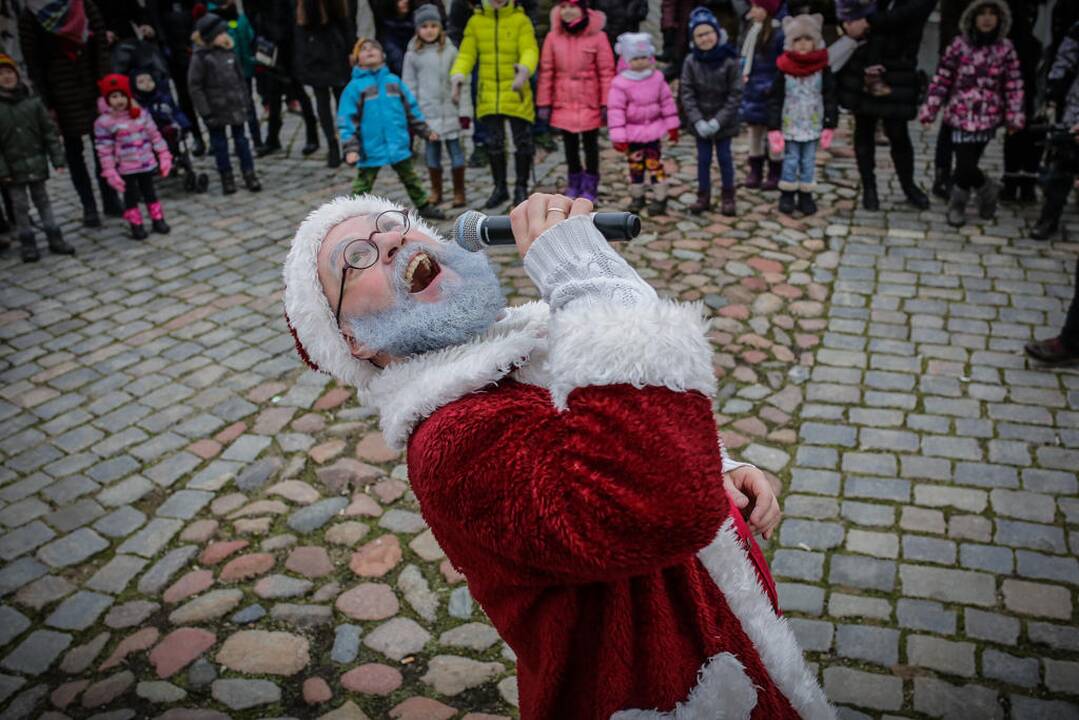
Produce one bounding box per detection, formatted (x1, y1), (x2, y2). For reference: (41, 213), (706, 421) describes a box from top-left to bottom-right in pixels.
(607, 32), (680, 215)
(765, 13), (837, 217)
(682, 6), (742, 216)
(0, 53), (72, 262)
(740, 0), (787, 190)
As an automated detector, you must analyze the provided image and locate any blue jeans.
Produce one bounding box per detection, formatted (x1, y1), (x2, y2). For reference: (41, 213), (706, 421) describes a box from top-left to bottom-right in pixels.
(780, 138), (818, 191)
(425, 138), (465, 169)
(209, 124), (254, 174)
(696, 136), (734, 193)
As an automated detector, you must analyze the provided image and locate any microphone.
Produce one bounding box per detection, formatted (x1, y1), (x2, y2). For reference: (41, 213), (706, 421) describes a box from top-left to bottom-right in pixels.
(453, 210), (642, 252)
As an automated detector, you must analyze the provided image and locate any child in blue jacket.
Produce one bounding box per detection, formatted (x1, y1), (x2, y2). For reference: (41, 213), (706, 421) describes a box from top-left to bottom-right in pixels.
(339, 38), (444, 219)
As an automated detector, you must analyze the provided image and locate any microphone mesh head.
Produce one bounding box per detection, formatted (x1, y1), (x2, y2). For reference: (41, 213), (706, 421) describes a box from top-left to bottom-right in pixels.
(454, 210), (485, 252)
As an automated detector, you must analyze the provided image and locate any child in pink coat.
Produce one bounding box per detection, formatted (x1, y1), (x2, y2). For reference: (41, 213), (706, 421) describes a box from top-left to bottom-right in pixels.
(94, 74), (172, 240)
(607, 32), (680, 215)
(536, 0), (615, 201)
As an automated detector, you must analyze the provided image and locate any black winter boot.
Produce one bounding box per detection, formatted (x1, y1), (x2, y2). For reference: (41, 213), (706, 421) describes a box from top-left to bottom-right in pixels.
(902, 182), (931, 210)
(484, 152), (509, 209)
(862, 183), (880, 211)
(797, 190), (817, 216)
(513, 152), (531, 205)
(221, 171), (237, 195)
(243, 171), (262, 192)
(18, 232), (39, 262)
(778, 190), (797, 215)
(45, 227), (75, 255)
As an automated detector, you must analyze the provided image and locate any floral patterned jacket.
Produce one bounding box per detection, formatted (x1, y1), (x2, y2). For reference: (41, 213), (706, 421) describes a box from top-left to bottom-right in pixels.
(919, 34), (1025, 133)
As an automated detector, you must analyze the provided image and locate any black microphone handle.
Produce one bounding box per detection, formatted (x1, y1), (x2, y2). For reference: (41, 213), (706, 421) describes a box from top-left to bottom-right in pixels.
(477, 212), (641, 246)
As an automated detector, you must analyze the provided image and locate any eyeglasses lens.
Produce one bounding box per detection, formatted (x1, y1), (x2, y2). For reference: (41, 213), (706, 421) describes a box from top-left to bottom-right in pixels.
(376, 210), (408, 235)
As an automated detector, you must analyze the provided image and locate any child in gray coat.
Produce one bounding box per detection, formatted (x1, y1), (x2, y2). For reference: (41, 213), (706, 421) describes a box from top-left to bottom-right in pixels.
(402, 5), (473, 208)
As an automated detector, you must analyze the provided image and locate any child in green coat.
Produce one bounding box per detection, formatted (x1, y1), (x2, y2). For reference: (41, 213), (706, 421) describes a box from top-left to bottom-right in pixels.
(0, 54), (73, 262)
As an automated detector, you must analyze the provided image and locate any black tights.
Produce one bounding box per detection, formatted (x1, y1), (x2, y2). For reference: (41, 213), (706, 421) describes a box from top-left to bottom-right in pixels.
(562, 129), (599, 174)
(312, 85), (343, 149)
(853, 114), (915, 187)
(122, 171), (158, 209)
(953, 140), (989, 191)
(266, 76), (317, 146)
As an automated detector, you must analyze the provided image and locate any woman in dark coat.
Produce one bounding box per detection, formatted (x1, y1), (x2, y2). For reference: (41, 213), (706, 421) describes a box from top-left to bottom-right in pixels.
(374, 0), (414, 76)
(250, 0), (319, 158)
(294, 0), (352, 168)
(836, 0), (935, 211)
(19, 0), (122, 226)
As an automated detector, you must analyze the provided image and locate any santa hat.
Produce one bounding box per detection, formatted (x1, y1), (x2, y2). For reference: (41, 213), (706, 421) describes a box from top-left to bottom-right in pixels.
(615, 32), (656, 60)
(98, 73), (140, 117)
(782, 13), (824, 50)
(282, 194), (442, 389)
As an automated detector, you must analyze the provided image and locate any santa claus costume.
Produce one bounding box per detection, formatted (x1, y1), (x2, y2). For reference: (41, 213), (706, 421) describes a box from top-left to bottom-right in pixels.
(283, 195), (834, 720)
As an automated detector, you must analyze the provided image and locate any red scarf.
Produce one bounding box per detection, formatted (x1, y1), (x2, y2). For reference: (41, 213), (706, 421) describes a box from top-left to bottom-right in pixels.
(776, 49), (828, 77)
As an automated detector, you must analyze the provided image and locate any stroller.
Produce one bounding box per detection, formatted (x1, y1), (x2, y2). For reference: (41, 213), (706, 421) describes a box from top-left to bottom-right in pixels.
(112, 36), (209, 193)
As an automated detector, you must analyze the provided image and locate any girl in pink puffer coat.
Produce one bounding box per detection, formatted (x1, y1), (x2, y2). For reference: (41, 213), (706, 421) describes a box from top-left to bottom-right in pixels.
(94, 74), (172, 240)
(536, 0), (615, 202)
(919, 0), (1023, 228)
(607, 32), (680, 216)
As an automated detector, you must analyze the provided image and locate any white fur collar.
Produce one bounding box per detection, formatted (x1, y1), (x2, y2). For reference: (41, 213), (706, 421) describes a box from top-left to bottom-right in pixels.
(361, 302), (551, 450)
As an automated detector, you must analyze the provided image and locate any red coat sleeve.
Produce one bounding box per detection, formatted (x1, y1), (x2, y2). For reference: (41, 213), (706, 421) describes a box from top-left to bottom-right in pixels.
(409, 381), (732, 585)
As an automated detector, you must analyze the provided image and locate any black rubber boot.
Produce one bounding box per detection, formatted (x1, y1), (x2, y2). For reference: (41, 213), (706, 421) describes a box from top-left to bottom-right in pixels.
(221, 171), (237, 195)
(484, 152), (510, 209)
(512, 152), (532, 206)
(45, 227), (75, 255)
(18, 232), (39, 262)
(797, 190), (818, 216)
(243, 171), (262, 192)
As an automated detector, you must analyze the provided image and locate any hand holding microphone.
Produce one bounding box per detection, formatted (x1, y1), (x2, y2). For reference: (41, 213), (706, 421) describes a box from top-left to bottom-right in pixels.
(453, 194), (641, 259)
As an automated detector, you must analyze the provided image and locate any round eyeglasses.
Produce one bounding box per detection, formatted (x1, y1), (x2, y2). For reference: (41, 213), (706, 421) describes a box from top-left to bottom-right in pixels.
(334, 210), (410, 326)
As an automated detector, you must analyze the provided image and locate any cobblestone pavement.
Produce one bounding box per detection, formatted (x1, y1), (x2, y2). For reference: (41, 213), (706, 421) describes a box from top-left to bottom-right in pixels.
(0, 94), (1077, 718)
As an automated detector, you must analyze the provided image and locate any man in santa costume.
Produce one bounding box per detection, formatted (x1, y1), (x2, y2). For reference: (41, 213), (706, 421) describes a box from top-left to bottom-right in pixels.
(283, 192), (834, 719)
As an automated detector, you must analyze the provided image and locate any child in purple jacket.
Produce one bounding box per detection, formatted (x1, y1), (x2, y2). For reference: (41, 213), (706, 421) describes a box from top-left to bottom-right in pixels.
(607, 32), (680, 215)
(94, 74), (173, 240)
(919, 0), (1023, 228)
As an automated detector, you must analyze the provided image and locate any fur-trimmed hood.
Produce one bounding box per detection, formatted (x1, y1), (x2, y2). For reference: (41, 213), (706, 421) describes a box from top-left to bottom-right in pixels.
(960, 0), (1012, 42)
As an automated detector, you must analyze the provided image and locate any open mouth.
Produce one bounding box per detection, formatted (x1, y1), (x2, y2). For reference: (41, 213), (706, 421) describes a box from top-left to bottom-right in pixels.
(404, 251), (441, 294)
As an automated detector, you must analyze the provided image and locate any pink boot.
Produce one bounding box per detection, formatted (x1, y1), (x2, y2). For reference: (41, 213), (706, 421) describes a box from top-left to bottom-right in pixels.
(123, 207), (148, 240)
(147, 201), (170, 234)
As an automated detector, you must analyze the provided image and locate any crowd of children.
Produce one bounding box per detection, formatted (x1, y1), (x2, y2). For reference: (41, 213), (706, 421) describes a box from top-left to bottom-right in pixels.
(4, 0), (1079, 265)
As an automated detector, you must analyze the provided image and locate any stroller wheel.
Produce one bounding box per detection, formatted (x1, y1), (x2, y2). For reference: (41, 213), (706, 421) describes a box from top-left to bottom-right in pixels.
(196, 173), (209, 193)
(183, 172), (197, 192)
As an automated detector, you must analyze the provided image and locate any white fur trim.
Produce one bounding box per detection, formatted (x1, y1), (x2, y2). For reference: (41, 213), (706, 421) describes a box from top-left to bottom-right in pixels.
(697, 519), (836, 720)
(611, 652), (757, 720)
(778, 180), (799, 192)
(545, 298), (717, 410)
(282, 194), (443, 389)
(362, 302), (551, 450)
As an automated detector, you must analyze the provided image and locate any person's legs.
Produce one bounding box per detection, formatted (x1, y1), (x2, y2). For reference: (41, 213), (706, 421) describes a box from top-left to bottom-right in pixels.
(447, 138), (465, 169)
(172, 58), (204, 153)
(209, 126), (232, 173)
(562, 130), (583, 197)
(9, 183), (39, 260)
(690, 136), (714, 213)
(62, 132), (98, 220)
(28, 180), (72, 253)
(952, 141), (986, 191)
(933, 128), (954, 198)
(469, 65), (488, 167)
(715, 136), (736, 215)
(745, 125), (766, 188)
(263, 73), (284, 152)
(425, 140), (444, 205)
(853, 114), (879, 209)
(508, 116), (534, 204)
(1026, 258), (1079, 363)
(448, 138), (466, 207)
(425, 139), (442, 169)
(291, 80), (319, 151)
(883, 117), (929, 208)
(392, 158), (434, 213)
(797, 140), (819, 215)
(232, 124), (255, 174)
(1033, 142), (1077, 238)
(645, 141), (668, 214)
(482, 115), (509, 208)
(313, 85), (340, 162)
(582, 129), (599, 175)
(247, 78), (263, 148)
(778, 139), (801, 214)
(90, 134), (122, 215)
(627, 143), (648, 212)
(121, 172), (147, 237)
(1061, 259), (1079, 348)
(1003, 127), (1040, 202)
(352, 165), (380, 195)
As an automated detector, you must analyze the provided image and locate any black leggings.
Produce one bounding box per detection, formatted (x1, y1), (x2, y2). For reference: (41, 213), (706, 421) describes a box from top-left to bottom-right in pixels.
(266, 75), (317, 145)
(853, 114), (915, 187)
(312, 85), (343, 148)
(482, 115), (533, 158)
(562, 129), (599, 174)
(122, 171), (158, 209)
(63, 132), (121, 213)
(953, 140), (989, 190)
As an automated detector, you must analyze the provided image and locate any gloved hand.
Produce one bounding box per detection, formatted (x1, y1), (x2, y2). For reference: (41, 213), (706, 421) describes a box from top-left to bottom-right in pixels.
(451, 73), (465, 104)
(459, 116), (471, 130)
(819, 128), (834, 150)
(105, 170), (125, 193)
(694, 119), (712, 137)
(600, 106), (607, 126)
(768, 130), (785, 156)
(668, 128), (679, 143)
(158, 151), (173, 177)
(706, 118), (720, 136)
(613, 141), (629, 153)
(537, 106), (551, 123)
(511, 63), (530, 94)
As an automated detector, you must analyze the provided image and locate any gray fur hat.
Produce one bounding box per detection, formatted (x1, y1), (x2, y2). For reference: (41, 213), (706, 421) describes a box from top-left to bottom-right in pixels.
(782, 13), (825, 51)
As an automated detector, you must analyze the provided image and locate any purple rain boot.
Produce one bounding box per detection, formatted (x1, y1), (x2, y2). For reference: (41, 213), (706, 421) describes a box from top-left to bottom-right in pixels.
(579, 172), (599, 202)
(564, 171), (584, 199)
